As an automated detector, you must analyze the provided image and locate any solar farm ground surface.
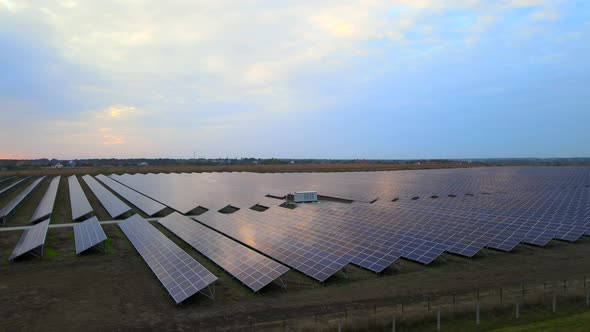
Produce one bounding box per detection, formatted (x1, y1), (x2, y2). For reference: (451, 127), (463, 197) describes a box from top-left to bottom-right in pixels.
(0, 166), (590, 331)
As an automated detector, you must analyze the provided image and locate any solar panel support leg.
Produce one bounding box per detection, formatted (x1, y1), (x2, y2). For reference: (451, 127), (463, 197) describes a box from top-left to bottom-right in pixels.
(338, 269), (349, 280)
(274, 277), (287, 290)
(201, 285), (216, 302)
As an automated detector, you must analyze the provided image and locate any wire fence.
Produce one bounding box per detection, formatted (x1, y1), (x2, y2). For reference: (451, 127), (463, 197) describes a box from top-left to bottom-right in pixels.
(200, 275), (590, 331)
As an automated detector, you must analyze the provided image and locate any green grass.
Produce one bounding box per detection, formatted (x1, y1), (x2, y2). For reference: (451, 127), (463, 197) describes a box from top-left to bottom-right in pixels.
(104, 238), (114, 254)
(492, 310), (590, 332)
(391, 306), (590, 332)
(44, 248), (60, 257)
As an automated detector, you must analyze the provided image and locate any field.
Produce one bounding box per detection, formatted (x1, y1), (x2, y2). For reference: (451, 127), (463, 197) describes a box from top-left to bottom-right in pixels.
(1, 167), (589, 331)
(0, 162), (479, 177)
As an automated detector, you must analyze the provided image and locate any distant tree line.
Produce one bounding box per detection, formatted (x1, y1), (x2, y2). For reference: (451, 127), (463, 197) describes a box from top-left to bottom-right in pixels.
(0, 157), (588, 171)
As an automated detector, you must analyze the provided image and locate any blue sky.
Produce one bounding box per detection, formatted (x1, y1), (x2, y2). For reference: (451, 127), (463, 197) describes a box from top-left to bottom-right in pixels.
(1, 0), (589, 159)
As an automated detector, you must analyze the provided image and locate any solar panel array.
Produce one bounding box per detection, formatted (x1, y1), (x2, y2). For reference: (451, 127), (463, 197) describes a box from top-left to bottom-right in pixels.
(0, 177), (45, 225)
(107, 166), (590, 281)
(118, 214), (217, 304)
(0, 176), (15, 185)
(9, 219), (50, 261)
(73, 217), (108, 254)
(0, 177), (31, 197)
(159, 212), (289, 292)
(196, 210), (351, 281)
(113, 173), (275, 213)
(7, 167), (582, 290)
(30, 176), (61, 224)
(82, 175), (131, 218)
(96, 175), (166, 216)
(68, 175), (94, 221)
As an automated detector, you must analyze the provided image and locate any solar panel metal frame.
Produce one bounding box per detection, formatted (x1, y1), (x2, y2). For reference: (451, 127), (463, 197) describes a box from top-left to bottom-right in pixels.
(73, 217), (108, 255)
(30, 176), (61, 224)
(0, 177), (45, 225)
(0, 176), (31, 197)
(197, 209), (351, 282)
(9, 219), (50, 262)
(118, 214), (218, 304)
(82, 175), (131, 218)
(159, 212), (290, 292)
(96, 175), (166, 216)
(0, 176), (16, 185)
(68, 175), (94, 221)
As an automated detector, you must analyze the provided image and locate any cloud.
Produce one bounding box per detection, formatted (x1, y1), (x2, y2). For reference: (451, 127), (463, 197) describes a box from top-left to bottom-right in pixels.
(530, 9), (561, 21)
(0, 0), (582, 159)
(44, 105), (145, 151)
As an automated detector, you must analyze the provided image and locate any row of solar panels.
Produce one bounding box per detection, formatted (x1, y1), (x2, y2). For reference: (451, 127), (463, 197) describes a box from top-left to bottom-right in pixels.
(10, 212), (291, 304)
(4, 168), (590, 305)
(193, 187), (590, 283)
(5, 175), (119, 262)
(3, 175), (292, 303)
(9, 217), (108, 261)
(0, 174), (137, 226)
(111, 167), (590, 209)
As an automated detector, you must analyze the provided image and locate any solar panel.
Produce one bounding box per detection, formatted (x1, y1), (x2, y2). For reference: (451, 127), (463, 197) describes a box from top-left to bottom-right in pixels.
(197, 210), (350, 282)
(73, 217), (108, 255)
(30, 176), (61, 224)
(9, 219), (50, 262)
(68, 175), (93, 221)
(0, 177), (45, 225)
(0, 176), (31, 197)
(0, 176), (15, 184)
(118, 214), (217, 304)
(96, 175), (166, 216)
(291, 203), (445, 265)
(159, 212), (289, 292)
(82, 175), (131, 218)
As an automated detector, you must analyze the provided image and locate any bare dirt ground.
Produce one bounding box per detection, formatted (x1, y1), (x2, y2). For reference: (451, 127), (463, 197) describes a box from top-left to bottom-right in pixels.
(1, 226), (590, 331)
(1, 168), (589, 331)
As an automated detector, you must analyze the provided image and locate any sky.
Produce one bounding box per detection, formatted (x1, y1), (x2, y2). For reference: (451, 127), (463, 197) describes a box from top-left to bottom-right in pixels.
(1, 0), (589, 160)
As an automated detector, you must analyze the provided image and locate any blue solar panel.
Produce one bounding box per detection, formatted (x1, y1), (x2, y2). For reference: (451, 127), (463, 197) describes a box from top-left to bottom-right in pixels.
(159, 212), (289, 292)
(118, 214), (217, 304)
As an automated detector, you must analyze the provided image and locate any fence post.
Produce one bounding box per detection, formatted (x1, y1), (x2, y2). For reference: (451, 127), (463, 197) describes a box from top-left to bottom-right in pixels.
(552, 292), (557, 313)
(515, 302), (519, 319)
(374, 304), (377, 326)
(476, 302), (480, 326)
(563, 279), (567, 294)
(437, 307), (441, 331)
(338, 319), (342, 332)
(392, 316), (396, 332)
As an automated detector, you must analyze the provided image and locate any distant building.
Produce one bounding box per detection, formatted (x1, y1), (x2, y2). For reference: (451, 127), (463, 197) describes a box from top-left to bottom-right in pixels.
(138, 162), (149, 166)
(53, 163), (63, 169)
